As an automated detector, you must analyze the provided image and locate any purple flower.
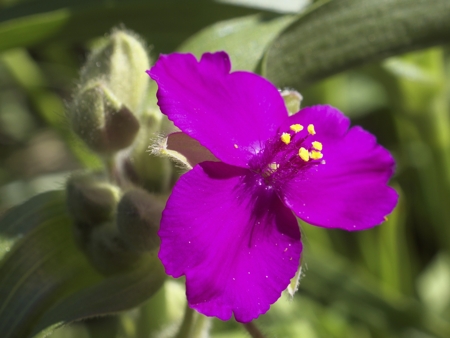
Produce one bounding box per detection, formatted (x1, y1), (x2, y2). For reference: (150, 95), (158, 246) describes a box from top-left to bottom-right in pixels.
(147, 52), (398, 322)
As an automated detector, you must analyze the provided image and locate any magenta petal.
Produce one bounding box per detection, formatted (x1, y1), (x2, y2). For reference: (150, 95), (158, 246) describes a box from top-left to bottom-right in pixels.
(159, 162), (301, 322)
(281, 122), (398, 230)
(167, 132), (219, 167)
(148, 52), (288, 167)
(280, 104), (350, 144)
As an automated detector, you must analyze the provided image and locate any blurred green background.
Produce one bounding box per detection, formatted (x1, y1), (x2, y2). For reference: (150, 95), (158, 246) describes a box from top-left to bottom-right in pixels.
(1, 0), (450, 337)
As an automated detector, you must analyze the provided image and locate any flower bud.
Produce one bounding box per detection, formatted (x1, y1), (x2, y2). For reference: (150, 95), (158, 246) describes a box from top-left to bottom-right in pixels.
(68, 28), (150, 154)
(116, 188), (163, 252)
(66, 172), (120, 225)
(69, 81), (140, 153)
(80, 28), (150, 115)
(281, 89), (303, 115)
(86, 222), (142, 275)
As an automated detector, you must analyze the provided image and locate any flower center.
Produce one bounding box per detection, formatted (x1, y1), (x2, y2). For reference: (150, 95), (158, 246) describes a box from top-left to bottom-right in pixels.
(251, 123), (325, 186)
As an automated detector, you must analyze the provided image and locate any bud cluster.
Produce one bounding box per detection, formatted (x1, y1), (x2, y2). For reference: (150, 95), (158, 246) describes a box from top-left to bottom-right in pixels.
(66, 173), (164, 275)
(64, 29), (173, 276)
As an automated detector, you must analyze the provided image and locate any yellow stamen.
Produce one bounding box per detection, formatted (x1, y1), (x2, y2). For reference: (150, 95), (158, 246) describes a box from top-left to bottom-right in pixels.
(263, 162), (279, 178)
(311, 141), (322, 151)
(290, 124), (303, 133)
(281, 133), (291, 145)
(268, 162), (279, 171)
(299, 147), (309, 161)
(310, 150), (323, 160)
(307, 124), (316, 135)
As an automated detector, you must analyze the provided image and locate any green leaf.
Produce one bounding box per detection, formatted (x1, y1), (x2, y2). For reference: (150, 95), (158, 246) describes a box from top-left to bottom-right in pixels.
(0, 49), (102, 169)
(0, 191), (165, 338)
(178, 13), (296, 71)
(0, 0), (265, 53)
(263, 0), (450, 89)
(299, 251), (450, 338)
(219, 0), (312, 14)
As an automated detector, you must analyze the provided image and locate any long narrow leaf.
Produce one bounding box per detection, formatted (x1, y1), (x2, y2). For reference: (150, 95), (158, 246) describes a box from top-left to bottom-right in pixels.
(0, 191), (165, 338)
(263, 0), (450, 89)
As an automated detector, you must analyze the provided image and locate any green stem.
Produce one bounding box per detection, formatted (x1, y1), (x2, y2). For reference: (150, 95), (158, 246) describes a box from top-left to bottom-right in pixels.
(104, 155), (116, 183)
(174, 303), (196, 338)
(243, 322), (267, 338)
(135, 286), (167, 338)
(190, 314), (211, 338)
(104, 154), (126, 187)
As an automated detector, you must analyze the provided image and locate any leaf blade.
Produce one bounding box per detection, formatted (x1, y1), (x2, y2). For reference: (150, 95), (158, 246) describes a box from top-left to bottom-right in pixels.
(263, 0), (450, 89)
(0, 191), (165, 338)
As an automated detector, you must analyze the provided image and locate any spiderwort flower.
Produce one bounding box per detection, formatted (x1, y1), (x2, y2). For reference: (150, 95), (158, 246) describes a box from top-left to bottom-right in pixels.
(147, 52), (398, 323)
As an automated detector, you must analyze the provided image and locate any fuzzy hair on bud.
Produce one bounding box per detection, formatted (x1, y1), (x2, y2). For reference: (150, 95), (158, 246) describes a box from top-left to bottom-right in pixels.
(117, 188), (164, 252)
(68, 81), (140, 153)
(86, 222), (143, 275)
(66, 172), (121, 225)
(80, 28), (151, 115)
(68, 28), (150, 154)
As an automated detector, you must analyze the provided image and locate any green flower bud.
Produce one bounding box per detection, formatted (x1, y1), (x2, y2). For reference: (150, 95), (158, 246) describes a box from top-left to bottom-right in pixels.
(69, 80), (140, 153)
(68, 28), (150, 154)
(80, 28), (150, 115)
(86, 222), (142, 275)
(117, 188), (163, 252)
(281, 89), (303, 116)
(66, 172), (120, 225)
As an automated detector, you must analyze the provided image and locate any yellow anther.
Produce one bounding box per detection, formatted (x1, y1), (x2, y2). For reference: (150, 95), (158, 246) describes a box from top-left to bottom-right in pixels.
(307, 124), (316, 135)
(290, 124), (303, 133)
(299, 147), (309, 162)
(281, 133), (291, 145)
(310, 150), (323, 160)
(234, 144), (239, 149)
(311, 141), (323, 151)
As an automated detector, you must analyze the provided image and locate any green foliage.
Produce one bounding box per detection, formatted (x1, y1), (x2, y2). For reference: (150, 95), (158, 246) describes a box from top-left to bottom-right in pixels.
(0, 191), (165, 338)
(263, 0), (450, 89)
(1, 0), (450, 337)
(178, 13), (296, 71)
(0, 0), (265, 53)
